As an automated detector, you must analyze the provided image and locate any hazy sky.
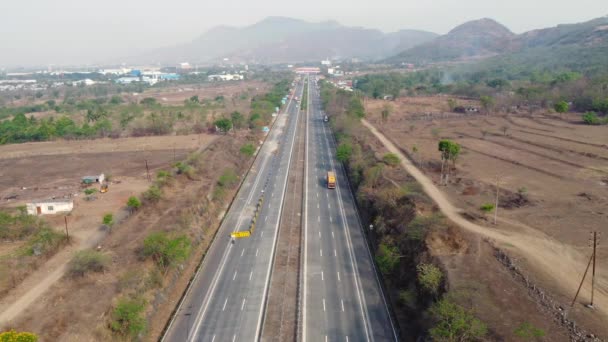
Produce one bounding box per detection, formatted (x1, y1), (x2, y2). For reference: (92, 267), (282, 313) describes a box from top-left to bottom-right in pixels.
(1, 0), (605, 67)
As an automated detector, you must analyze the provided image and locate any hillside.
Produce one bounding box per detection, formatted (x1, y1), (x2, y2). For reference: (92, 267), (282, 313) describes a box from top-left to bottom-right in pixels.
(390, 16), (608, 67)
(391, 18), (516, 63)
(140, 17), (438, 64)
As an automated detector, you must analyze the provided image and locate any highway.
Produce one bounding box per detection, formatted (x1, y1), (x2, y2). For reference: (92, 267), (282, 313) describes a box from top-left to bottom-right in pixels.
(163, 78), (304, 342)
(302, 76), (397, 341)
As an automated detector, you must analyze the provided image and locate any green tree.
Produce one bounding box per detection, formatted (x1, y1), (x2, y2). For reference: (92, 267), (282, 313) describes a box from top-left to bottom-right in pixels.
(438, 140), (461, 167)
(110, 298), (146, 338)
(554, 100), (569, 113)
(143, 185), (162, 202)
(383, 153), (400, 167)
(214, 118), (232, 133)
(230, 111), (246, 129)
(480, 203), (495, 212)
(142, 232), (191, 269)
(189, 95), (199, 103)
(126, 196), (141, 212)
(416, 263), (443, 296)
(480, 95), (494, 114)
(336, 142), (353, 163)
(430, 298), (488, 341)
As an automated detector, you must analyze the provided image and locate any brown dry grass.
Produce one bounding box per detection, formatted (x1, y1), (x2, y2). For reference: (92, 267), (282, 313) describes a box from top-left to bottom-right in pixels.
(365, 96), (608, 337)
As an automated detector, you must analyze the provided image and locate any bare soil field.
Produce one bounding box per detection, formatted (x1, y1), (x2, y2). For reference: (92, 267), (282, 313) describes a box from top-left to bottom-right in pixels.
(140, 80), (270, 105)
(0, 134), (214, 204)
(0, 134), (216, 326)
(365, 96), (608, 337)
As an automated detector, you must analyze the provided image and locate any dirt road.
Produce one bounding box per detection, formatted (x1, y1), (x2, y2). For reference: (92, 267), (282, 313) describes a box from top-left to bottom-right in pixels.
(362, 119), (608, 318)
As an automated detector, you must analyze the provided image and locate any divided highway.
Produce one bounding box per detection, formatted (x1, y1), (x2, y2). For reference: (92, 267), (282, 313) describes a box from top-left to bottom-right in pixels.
(303, 76), (397, 341)
(163, 79), (304, 342)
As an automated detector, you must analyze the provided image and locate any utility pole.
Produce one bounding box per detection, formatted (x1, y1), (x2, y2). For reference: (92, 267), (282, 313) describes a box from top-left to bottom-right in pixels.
(64, 216), (70, 241)
(571, 230), (600, 308)
(145, 159), (151, 182)
(494, 175), (501, 225)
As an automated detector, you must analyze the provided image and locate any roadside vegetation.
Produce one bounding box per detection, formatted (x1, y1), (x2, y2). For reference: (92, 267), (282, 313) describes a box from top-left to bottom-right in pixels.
(320, 80), (488, 339)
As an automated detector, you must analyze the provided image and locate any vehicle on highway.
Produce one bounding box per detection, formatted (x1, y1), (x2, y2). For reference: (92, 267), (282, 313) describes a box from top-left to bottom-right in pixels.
(323, 115), (329, 122)
(327, 171), (336, 189)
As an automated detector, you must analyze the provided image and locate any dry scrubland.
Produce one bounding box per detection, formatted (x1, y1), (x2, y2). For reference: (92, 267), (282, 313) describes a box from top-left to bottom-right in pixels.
(366, 96), (608, 337)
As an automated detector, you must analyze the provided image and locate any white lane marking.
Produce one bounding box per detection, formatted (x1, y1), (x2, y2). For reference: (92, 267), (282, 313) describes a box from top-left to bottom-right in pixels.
(212, 335), (216, 342)
(241, 298), (246, 311)
(320, 249), (323, 257)
(323, 298), (326, 312)
(341, 299), (345, 312)
(265, 216), (268, 222)
(328, 203), (331, 209)
(249, 271), (253, 281)
(321, 271), (324, 281)
(346, 336), (349, 342)
(318, 231), (321, 238)
(318, 216), (320, 222)
(256, 249), (259, 257)
(261, 231), (264, 237)
(325, 336), (328, 342)
(332, 231), (335, 239)
(233, 271), (237, 280)
(222, 298), (228, 311)
(337, 272), (341, 281)
(272, 192), (274, 197)
(232, 335), (236, 342)
(317, 192), (319, 198)
(241, 249), (245, 257)
(326, 193), (329, 198)
(317, 203), (319, 209)
(329, 216), (332, 223)
(334, 249), (337, 257)
(303, 77), (311, 342)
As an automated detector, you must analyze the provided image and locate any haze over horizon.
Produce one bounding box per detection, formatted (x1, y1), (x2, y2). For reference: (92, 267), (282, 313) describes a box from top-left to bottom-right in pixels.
(1, 0), (606, 68)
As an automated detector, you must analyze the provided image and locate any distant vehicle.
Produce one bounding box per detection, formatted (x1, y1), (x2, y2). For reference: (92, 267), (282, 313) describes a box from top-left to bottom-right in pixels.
(327, 171), (336, 189)
(323, 115), (329, 122)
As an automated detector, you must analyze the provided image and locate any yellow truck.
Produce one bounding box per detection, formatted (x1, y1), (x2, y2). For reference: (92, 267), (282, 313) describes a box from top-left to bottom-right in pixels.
(327, 171), (336, 189)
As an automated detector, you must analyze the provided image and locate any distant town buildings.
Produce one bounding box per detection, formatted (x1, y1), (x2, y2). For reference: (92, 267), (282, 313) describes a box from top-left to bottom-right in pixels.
(208, 74), (244, 81)
(295, 67), (321, 74)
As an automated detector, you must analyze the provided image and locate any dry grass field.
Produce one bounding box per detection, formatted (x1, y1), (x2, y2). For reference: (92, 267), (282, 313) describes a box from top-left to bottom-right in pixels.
(366, 96), (608, 337)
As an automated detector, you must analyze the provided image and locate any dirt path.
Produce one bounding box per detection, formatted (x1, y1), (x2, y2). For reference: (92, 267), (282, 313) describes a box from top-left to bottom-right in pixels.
(362, 119), (608, 317)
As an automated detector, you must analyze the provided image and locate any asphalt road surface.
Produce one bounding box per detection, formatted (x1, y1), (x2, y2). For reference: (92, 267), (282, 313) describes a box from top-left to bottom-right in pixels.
(163, 79), (305, 342)
(302, 76), (397, 342)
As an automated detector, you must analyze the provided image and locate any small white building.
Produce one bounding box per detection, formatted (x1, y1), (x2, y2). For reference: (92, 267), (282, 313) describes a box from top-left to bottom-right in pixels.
(27, 199), (73, 216)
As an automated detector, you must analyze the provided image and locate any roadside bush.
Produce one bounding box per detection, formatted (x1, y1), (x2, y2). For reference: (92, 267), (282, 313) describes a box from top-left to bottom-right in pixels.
(582, 111), (606, 125)
(218, 169), (239, 188)
(142, 232), (191, 270)
(68, 250), (109, 277)
(143, 185), (162, 202)
(416, 263), (443, 296)
(0, 330), (38, 342)
(156, 170), (172, 186)
(84, 188), (97, 196)
(480, 203), (495, 213)
(27, 228), (65, 256)
(109, 297), (146, 338)
(398, 289), (418, 309)
(102, 213), (114, 227)
(429, 298), (487, 341)
(514, 322), (546, 340)
(240, 143), (256, 157)
(174, 162), (195, 179)
(126, 196), (141, 212)
(375, 243), (400, 275)
(554, 100), (569, 113)
(382, 153), (400, 167)
(336, 142), (353, 163)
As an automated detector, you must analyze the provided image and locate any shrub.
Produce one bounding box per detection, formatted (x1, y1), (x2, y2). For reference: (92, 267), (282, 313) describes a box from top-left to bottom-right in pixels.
(480, 203), (495, 212)
(416, 263), (443, 296)
(582, 111), (601, 125)
(143, 185), (162, 202)
(514, 322), (546, 340)
(68, 250), (109, 277)
(336, 142), (353, 163)
(174, 162), (195, 179)
(84, 188), (97, 195)
(102, 213), (114, 227)
(27, 228), (65, 256)
(240, 143), (256, 157)
(109, 297), (146, 338)
(142, 232), (191, 269)
(398, 289), (417, 309)
(126, 196), (141, 211)
(554, 100), (569, 113)
(214, 118), (232, 133)
(429, 298), (487, 341)
(218, 169), (238, 188)
(375, 243), (400, 275)
(0, 330), (38, 341)
(382, 153), (400, 166)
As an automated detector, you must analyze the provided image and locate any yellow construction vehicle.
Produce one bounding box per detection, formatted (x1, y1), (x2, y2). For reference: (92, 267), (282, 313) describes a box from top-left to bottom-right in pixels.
(100, 184), (109, 193)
